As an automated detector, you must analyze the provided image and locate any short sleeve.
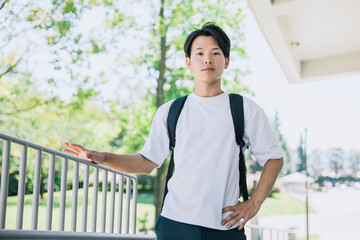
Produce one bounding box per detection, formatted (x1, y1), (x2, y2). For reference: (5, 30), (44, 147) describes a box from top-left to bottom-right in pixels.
(243, 97), (283, 166)
(138, 101), (173, 167)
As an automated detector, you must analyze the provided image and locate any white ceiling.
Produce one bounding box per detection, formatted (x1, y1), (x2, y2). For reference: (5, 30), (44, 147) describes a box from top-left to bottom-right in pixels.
(246, 0), (360, 83)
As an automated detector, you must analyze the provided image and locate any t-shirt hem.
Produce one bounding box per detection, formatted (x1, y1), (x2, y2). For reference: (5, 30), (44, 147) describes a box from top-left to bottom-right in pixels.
(138, 150), (163, 167)
(160, 212), (240, 231)
(258, 153), (283, 166)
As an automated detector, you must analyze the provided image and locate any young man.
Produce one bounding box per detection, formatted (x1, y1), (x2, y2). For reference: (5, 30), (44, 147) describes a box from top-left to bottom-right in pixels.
(63, 23), (283, 240)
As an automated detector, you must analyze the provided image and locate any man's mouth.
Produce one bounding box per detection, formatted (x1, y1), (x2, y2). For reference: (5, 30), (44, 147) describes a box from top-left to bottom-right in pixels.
(202, 68), (215, 71)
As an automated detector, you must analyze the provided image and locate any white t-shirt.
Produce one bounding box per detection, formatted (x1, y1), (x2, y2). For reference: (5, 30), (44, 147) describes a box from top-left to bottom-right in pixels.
(139, 92), (282, 230)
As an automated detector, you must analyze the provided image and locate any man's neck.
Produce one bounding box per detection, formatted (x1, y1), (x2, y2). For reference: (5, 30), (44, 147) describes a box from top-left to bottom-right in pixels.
(194, 81), (223, 97)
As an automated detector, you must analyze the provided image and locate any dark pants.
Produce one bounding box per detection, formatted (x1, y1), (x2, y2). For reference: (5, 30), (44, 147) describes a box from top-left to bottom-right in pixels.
(155, 216), (246, 240)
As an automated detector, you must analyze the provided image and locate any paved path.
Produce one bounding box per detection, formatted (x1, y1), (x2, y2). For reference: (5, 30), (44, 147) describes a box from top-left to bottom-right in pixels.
(257, 188), (360, 239)
(319, 230), (360, 240)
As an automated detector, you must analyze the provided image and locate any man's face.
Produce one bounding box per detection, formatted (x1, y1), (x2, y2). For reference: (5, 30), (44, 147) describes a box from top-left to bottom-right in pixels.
(186, 36), (229, 85)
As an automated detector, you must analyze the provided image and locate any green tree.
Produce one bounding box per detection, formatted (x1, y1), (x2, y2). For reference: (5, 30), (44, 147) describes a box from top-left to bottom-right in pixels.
(1, 0), (136, 197)
(348, 149), (360, 175)
(1, 0), (252, 225)
(272, 111), (292, 175)
(0, 76), (122, 197)
(327, 147), (345, 176)
(309, 149), (323, 175)
(297, 134), (306, 172)
(246, 147), (263, 173)
(0, 0), (136, 101)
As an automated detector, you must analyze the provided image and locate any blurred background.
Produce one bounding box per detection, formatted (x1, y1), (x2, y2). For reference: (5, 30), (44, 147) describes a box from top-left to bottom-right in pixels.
(1, 0), (359, 239)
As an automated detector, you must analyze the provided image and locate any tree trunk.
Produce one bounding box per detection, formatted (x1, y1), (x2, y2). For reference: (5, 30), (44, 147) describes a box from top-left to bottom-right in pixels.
(154, 0), (168, 222)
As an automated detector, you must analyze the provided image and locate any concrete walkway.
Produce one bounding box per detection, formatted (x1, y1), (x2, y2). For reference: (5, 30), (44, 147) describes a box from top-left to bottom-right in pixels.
(257, 188), (360, 239)
(319, 230), (360, 240)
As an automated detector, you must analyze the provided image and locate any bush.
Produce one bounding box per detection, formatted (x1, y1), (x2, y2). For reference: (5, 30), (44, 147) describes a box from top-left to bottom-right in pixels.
(137, 174), (155, 192)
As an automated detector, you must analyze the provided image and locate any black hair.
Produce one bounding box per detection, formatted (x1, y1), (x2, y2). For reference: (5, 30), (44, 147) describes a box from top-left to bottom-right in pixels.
(183, 22), (231, 58)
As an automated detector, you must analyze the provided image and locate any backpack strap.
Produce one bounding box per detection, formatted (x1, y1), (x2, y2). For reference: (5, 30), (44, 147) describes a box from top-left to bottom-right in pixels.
(229, 93), (249, 201)
(163, 95), (188, 206)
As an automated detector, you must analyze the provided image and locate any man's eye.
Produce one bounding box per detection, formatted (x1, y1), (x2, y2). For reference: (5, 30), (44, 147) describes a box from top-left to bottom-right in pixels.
(213, 52), (220, 55)
(196, 52), (203, 56)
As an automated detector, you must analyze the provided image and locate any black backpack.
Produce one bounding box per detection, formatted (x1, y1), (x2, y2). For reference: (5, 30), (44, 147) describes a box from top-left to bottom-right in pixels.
(163, 93), (248, 207)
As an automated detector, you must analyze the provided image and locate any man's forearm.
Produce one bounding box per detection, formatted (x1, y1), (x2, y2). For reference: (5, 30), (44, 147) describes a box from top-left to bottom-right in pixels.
(250, 158), (283, 207)
(102, 152), (158, 174)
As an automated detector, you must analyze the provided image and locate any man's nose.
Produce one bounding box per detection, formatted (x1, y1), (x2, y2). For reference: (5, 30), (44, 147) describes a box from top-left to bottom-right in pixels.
(204, 55), (213, 64)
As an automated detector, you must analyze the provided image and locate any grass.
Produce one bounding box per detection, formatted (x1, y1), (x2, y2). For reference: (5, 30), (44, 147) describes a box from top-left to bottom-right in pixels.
(296, 235), (320, 240)
(257, 191), (316, 216)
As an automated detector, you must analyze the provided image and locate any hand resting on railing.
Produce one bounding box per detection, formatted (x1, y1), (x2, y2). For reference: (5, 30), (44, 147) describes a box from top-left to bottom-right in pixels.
(62, 142), (105, 164)
(62, 142), (158, 174)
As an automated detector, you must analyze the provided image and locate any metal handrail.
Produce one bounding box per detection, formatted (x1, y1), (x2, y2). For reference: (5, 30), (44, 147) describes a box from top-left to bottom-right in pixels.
(0, 132), (145, 237)
(0, 229), (157, 239)
(245, 223), (296, 240)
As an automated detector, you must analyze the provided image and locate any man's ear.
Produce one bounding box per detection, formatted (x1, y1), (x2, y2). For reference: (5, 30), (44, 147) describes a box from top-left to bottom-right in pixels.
(186, 57), (191, 69)
(224, 57), (230, 69)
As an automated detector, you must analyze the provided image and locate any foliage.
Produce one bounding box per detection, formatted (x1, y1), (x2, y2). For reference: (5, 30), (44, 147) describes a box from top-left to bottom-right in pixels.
(297, 133), (306, 172)
(272, 111), (292, 175)
(307, 147), (360, 178)
(0, 0), (140, 198)
(138, 212), (150, 234)
(347, 149), (360, 173)
(137, 174), (155, 192)
(326, 147), (345, 176)
(308, 149), (323, 175)
(0, 76), (122, 196)
(0, 0), (146, 125)
(108, 98), (157, 155)
(316, 175), (360, 187)
(1, 0), (251, 224)
(246, 146), (264, 174)
(136, 0), (249, 104)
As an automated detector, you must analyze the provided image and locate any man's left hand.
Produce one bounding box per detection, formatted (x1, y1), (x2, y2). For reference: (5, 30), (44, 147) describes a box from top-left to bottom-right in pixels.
(221, 198), (261, 230)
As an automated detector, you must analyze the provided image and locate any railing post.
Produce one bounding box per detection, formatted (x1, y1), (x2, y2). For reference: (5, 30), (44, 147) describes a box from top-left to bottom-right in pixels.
(117, 175), (124, 234)
(131, 177), (138, 234)
(288, 227), (296, 240)
(31, 149), (42, 230)
(109, 172), (116, 233)
(82, 164), (89, 232)
(91, 167), (99, 232)
(125, 177), (131, 234)
(71, 160), (79, 231)
(59, 157), (68, 231)
(46, 153), (56, 230)
(16, 144), (27, 230)
(0, 140), (11, 229)
(100, 170), (108, 233)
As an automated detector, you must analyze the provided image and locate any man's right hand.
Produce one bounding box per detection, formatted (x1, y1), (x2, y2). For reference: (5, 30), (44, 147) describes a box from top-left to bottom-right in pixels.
(62, 142), (105, 164)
